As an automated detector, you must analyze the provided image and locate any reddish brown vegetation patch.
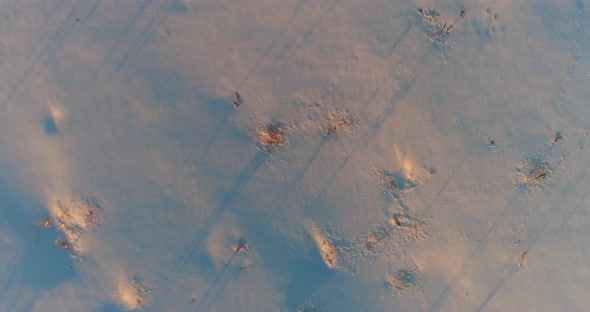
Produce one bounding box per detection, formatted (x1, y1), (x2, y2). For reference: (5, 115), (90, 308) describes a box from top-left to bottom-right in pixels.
(259, 123), (285, 147)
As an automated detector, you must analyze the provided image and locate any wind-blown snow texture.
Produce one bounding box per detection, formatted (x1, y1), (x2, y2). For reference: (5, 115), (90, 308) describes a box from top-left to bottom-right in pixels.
(0, 0), (589, 311)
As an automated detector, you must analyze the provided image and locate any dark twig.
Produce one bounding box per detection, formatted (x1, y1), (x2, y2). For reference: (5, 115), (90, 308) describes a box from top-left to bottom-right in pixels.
(233, 92), (243, 107)
(432, 5), (468, 41)
(519, 251), (528, 269)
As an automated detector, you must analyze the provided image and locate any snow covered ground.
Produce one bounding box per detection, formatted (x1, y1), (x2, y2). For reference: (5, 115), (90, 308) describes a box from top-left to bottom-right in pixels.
(0, 0), (589, 311)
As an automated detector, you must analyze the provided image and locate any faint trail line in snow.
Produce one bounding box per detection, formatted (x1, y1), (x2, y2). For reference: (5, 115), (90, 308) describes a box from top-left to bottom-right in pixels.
(186, 0), (336, 170)
(146, 151), (268, 312)
(252, 50), (428, 254)
(149, 0), (335, 299)
(165, 9), (422, 310)
(0, 251), (22, 306)
(106, 0), (182, 84)
(250, 24), (429, 264)
(425, 39), (588, 304)
(192, 111), (331, 311)
(417, 129), (488, 219)
(269, 0), (338, 72)
(29, 0), (103, 64)
(196, 251), (242, 312)
(190, 7), (408, 266)
(95, 0), (156, 78)
(272, 0), (346, 102)
(254, 135), (331, 236)
(53, 1), (102, 54)
(552, 172), (590, 238)
(313, 54), (426, 201)
(200, 132), (330, 252)
(158, 7), (441, 310)
(547, 2), (587, 116)
(427, 190), (521, 312)
(475, 169), (590, 312)
(23, 0), (68, 63)
(412, 40), (500, 220)
(162, 9), (344, 305)
(23, 0), (84, 63)
(428, 144), (572, 312)
(190, 107), (234, 169)
(0, 0), (102, 113)
(388, 21), (414, 55)
(183, 84), (349, 307)
(234, 0), (309, 92)
(250, 58), (429, 273)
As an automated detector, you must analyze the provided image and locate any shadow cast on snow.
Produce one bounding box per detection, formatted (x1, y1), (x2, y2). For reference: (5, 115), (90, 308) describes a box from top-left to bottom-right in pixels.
(0, 178), (77, 310)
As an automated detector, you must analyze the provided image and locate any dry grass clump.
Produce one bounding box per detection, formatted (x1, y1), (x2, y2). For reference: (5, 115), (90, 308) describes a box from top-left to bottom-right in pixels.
(327, 117), (351, 135)
(386, 269), (419, 291)
(517, 157), (552, 186)
(259, 123), (285, 147)
(418, 5), (467, 42)
(53, 239), (70, 249)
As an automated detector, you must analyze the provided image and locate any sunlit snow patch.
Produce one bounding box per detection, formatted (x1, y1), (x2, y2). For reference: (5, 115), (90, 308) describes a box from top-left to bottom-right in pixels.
(47, 196), (101, 256)
(304, 220), (337, 269)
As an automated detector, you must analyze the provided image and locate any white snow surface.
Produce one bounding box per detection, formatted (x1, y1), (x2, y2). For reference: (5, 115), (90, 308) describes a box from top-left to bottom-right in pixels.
(0, 0), (589, 311)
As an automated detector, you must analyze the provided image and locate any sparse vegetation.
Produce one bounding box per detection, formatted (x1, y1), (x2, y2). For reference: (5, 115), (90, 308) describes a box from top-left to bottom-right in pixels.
(363, 226), (392, 251)
(526, 170), (548, 184)
(381, 170), (417, 199)
(418, 5), (468, 42)
(235, 238), (248, 253)
(42, 195), (103, 255)
(386, 269), (418, 291)
(117, 277), (154, 310)
(259, 123), (285, 148)
(326, 109), (359, 136)
(517, 157), (552, 186)
(392, 213), (410, 227)
(327, 117), (351, 135)
(523, 164), (550, 185)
